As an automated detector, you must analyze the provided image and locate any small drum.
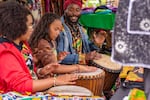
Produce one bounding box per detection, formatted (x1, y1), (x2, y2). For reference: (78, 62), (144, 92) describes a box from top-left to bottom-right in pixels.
(47, 85), (93, 96)
(76, 68), (105, 96)
(91, 54), (122, 92)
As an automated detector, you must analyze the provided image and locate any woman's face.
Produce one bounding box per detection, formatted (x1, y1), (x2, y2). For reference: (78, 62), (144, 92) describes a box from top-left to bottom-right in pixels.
(20, 15), (34, 41)
(65, 4), (81, 23)
(49, 19), (62, 41)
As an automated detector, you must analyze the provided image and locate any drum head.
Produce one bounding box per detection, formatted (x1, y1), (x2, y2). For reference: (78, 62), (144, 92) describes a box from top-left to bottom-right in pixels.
(93, 54), (122, 73)
(77, 68), (104, 77)
(47, 85), (93, 96)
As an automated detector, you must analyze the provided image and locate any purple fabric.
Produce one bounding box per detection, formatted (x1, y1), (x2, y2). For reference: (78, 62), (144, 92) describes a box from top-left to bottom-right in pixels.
(45, 0), (50, 12)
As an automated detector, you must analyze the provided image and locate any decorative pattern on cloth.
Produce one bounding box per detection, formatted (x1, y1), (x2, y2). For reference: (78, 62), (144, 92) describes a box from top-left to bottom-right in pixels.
(65, 23), (82, 53)
(27, 0), (42, 24)
(112, 0), (150, 68)
(21, 43), (38, 80)
(44, 0), (64, 16)
(65, 21), (86, 64)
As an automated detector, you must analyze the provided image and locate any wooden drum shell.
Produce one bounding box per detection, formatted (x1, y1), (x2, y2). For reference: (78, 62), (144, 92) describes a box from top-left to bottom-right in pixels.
(91, 54), (122, 92)
(76, 69), (105, 96)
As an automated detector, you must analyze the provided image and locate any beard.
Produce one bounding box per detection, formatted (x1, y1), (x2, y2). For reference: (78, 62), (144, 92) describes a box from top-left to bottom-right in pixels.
(64, 14), (81, 24)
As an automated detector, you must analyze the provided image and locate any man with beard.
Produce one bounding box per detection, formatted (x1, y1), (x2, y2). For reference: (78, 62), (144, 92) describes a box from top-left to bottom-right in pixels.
(56, 0), (102, 65)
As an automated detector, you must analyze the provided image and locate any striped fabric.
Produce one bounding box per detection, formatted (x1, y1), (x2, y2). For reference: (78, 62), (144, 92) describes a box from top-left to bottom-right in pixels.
(40, 0), (45, 15)
(66, 22), (86, 64)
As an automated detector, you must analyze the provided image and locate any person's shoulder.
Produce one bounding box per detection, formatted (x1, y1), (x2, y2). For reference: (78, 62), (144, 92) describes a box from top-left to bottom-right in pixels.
(0, 42), (17, 56)
(0, 43), (7, 52)
(0, 42), (13, 49)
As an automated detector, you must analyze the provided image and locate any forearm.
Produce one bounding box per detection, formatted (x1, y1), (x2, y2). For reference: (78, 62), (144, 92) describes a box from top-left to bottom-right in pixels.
(32, 78), (54, 92)
(53, 65), (78, 74)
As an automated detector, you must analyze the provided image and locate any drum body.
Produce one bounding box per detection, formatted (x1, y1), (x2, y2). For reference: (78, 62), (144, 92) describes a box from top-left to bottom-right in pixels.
(76, 68), (105, 96)
(92, 54), (122, 92)
(47, 85), (93, 96)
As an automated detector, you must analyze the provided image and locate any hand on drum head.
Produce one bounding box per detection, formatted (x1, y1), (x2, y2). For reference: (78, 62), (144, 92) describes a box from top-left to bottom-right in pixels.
(78, 65), (97, 73)
(85, 51), (101, 61)
(55, 74), (78, 85)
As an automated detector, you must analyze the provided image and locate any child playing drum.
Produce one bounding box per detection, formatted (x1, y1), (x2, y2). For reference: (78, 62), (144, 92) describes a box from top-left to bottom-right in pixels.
(29, 13), (97, 78)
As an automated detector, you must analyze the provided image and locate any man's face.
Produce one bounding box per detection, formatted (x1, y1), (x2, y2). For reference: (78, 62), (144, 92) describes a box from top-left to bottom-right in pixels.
(65, 4), (81, 23)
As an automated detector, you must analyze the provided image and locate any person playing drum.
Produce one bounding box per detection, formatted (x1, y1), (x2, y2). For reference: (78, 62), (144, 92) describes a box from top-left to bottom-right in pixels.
(29, 13), (97, 78)
(0, 1), (76, 93)
(56, 0), (104, 65)
(0, 1), (95, 94)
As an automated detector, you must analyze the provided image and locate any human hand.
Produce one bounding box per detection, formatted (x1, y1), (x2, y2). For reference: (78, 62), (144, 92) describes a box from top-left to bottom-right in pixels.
(36, 50), (57, 65)
(91, 30), (107, 47)
(93, 33), (106, 47)
(39, 63), (60, 76)
(93, 52), (101, 60)
(77, 65), (97, 73)
(55, 74), (78, 85)
(85, 51), (101, 61)
(57, 51), (70, 61)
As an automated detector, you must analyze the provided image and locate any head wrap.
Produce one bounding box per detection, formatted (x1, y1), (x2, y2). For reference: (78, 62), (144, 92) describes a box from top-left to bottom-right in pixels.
(63, 0), (82, 10)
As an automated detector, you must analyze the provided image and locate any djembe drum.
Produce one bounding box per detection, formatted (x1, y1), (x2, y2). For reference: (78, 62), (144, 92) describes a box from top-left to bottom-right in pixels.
(76, 68), (105, 96)
(91, 54), (122, 92)
(47, 85), (93, 96)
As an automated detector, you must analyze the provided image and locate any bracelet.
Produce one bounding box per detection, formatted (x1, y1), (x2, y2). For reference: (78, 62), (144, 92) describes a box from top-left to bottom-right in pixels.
(53, 74), (57, 86)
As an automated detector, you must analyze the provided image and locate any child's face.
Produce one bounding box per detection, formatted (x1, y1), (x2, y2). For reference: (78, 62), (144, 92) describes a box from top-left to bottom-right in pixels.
(49, 19), (62, 41)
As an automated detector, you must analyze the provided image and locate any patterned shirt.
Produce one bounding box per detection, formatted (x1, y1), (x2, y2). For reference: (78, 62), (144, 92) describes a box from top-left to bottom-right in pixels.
(65, 21), (86, 64)
(21, 43), (38, 80)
